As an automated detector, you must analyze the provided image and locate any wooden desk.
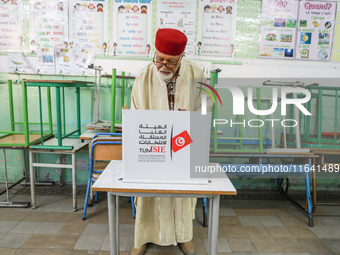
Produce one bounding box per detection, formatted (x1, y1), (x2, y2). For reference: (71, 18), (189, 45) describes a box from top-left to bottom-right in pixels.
(0, 145), (30, 208)
(0, 133), (53, 208)
(29, 138), (89, 211)
(79, 130), (112, 141)
(24, 79), (90, 150)
(210, 152), (319, 227)
(92, 161), (236, 255)
(310, 149), (340, 210)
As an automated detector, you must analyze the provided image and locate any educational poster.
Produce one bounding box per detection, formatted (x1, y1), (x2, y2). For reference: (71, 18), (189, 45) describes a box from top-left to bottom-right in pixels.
(157, 0), (196, 57)
(296, 1), (336, 61)
(69, 0), (108, 55)
(192, 60), (212, 78)
(0, 0), (23, 52)
(29, 0), (68, 52)
(197, 0), (238, 58)
(55, 48), (73, 74)
(73, 48), (95, 75)
(7, 53), (35, 73)
(37, 47), (55, 74)
(258, 0), (299, 59)
(112, 1), (152, 57)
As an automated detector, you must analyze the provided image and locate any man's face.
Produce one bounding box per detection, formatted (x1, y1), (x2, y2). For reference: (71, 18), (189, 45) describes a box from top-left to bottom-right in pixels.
(155, 51), (182, 80)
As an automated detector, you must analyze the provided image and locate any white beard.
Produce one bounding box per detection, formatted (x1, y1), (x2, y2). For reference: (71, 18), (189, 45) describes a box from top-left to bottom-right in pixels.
(157, 69), (173, 81)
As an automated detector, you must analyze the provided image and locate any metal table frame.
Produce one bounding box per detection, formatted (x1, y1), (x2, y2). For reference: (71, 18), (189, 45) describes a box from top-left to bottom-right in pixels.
(24, 80), (89, 150)
(0, 147), (30, 208)
(85, 69), (135, 133)
(107, 193), (220, 255)
(310, 149), (340, 210)
(287, 85), (340, 150)
(29, 138), (89, 211)
(92, 161), (236, 255)
(211, 153), (319, 227)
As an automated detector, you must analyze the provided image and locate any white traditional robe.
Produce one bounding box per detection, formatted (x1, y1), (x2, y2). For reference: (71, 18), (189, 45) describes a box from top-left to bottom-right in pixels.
(131, 58), (213, 248)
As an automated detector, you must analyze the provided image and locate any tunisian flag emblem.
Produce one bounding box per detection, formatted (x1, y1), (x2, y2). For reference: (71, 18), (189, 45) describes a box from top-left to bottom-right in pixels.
(171, 130), (193, 153)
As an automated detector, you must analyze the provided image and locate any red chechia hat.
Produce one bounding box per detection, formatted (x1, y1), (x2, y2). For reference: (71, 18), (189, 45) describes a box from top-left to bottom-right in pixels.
(155, 28), (187, 56)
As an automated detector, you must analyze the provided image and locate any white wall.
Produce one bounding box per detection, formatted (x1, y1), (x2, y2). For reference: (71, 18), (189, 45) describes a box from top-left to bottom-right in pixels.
(1, 55), (340, 79)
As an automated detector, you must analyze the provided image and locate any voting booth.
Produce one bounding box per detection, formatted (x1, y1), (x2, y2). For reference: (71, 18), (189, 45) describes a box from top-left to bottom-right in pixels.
(122, 109), (211, 184)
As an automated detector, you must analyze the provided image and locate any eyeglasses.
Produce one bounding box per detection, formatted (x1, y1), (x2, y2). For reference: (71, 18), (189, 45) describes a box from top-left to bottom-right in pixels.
(153, 52), (182, 69)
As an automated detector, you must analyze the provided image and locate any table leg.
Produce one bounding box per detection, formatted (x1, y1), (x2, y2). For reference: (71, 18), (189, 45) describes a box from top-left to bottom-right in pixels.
(76, 87), (81, 136)
(108, 192), (117, 255)
(59, 155), (64, 187)
(312, 157), (317, 213)
(210, 195), (220, 255)
(305, 158), (313, 227)
(55, 87), (62, 146)
(29, 151), (36, 209)
(72, 153), (77, 212)
(22, 149), (29, 183)
(208, 197), (212, 253)
(2, 150), (10, 203)
(116, 196), (119, 254)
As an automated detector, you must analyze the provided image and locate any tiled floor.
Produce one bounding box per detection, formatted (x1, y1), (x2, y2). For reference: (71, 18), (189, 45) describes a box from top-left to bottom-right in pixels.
(0, 186), (339, 255)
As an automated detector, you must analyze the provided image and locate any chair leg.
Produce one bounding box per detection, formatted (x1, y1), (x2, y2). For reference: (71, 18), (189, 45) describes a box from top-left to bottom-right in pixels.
(95, 191), (98, 203)
(83, 179), (92, 220)
(203, 197), (208, 228)
(131, 197), (136, 219)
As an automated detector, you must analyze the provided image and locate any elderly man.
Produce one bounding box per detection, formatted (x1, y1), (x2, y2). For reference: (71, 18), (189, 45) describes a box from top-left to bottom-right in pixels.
(130, 28), (212, 255)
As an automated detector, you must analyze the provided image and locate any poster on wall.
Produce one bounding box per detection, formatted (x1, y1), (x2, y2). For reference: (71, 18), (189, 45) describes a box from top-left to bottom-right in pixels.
(0, 0), (23, 52)
(157, 0), (196, 57)
(7, 53), (35, 73)
(37, 47), (55, 74)
(112, 0), (152, 57)
(29, 0), (68, 52)
(55, 48), (74, 74)
(295, 1), (336, 61)
(197, 0), (238, 58)
(69, 0), (108, 55)
(258, 0), (298, 60)
(73, 48), (95, 75)
(192, 60), (212, 78)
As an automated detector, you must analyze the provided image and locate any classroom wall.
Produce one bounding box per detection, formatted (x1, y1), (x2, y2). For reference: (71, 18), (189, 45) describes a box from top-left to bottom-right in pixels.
(1, 58), (340, 191)
(1, 0), (340, 191)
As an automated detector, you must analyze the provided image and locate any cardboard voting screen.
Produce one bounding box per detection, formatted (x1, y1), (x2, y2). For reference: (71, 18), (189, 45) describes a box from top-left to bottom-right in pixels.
(122, 109), (211, 184)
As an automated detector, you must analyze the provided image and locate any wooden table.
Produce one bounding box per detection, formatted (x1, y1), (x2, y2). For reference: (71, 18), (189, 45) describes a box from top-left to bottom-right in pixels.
(310, 149), (340, 210)
(29, 138), (89, 211)
(210, 152), (319, 226)
(0, 134), (53, 208)
(79, 130), (112, 141)
(0, 145), (30, 208)
(92, 161), (236, 255)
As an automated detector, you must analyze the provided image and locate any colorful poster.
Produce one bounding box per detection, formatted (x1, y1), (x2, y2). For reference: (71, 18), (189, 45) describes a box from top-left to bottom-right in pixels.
(73, 48), (95, 75)
(192, 60), (212, 78)
(157, 0), (196, 57)
(55, 48), (73, 74)
(197, 0), (237, 58)
(69, 0), (108, 55)
(258, 0), (299, 60)
(113, 1), (152, 57)
(0, 0), (23, 52)
(29, 0), (68, 52)
(296, 1), (336, 61)
(37, 47), (55, 74)
(7, 53), (35, 73)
